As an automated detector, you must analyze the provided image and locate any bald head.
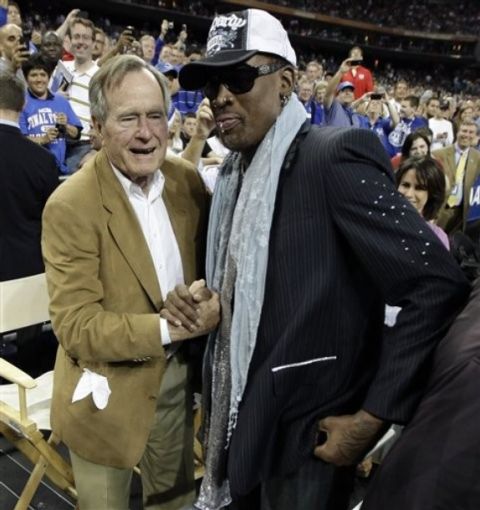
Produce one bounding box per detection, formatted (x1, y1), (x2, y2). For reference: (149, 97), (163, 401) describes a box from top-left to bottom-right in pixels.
(0, 24), (22, 61)
(41, 31), (63, 63)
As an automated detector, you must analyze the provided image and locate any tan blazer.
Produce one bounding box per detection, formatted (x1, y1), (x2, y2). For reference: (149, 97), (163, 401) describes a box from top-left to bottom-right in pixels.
(42, 150), (208, 468)
(434, 145), (480, 234)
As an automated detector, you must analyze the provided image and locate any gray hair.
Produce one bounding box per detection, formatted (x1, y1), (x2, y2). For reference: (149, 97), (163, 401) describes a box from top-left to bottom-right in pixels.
(0, 72), (25, 112)
(89, 54), (171, 124)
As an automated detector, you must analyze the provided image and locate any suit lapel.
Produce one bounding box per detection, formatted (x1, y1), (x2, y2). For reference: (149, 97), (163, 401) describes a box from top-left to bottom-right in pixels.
(161, 158), (192, 283)
(447, 146), (456, 184)
(96, 151), (163, 310)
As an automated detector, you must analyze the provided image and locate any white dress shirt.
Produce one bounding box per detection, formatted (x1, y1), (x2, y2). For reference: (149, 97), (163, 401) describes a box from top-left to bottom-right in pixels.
(112, 164), (185, 345)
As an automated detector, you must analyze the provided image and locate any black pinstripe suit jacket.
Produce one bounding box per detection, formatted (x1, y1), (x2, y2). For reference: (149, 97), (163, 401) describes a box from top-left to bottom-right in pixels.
(224, 124), (470, 497)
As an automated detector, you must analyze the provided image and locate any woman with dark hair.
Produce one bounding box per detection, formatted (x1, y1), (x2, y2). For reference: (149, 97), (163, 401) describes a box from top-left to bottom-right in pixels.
(391, 130), (431, 171)
(396, 156), (449, 249)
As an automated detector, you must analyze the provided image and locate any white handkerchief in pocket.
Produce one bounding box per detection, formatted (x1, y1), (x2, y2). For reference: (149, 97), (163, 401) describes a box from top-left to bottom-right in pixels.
(72, 368), (111, 410)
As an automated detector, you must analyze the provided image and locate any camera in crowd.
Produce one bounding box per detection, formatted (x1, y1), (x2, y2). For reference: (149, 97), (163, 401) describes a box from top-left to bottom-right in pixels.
(55, 123), (66, 137)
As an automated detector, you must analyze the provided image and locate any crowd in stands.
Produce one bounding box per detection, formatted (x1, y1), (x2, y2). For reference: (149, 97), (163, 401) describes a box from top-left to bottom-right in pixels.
(276, 0), (480, 36)
(1, 3), (480, 508)
(0, 1), (479, 177)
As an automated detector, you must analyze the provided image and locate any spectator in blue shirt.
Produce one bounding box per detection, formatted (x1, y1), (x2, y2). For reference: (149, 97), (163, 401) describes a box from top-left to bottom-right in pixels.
(297, 80), (314, 119)
(385, 95), (428, 156)
(323, 57), (369, 128)
(171, 44), (204, 115)
(311, 80), (327, 126)
(20, 54), (82, 174)
(363, 92), (400, 155)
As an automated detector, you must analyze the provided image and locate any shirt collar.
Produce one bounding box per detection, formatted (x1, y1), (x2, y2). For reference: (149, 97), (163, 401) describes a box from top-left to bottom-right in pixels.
(110, 162), (165, 201)
(0, 118), (20, 129)
(27, 88), (55, 100)
(455, 143), (469, 157)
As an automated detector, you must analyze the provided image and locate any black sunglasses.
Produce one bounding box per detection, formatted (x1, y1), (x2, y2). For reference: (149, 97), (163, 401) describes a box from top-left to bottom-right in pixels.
(203, 61), (287, 101)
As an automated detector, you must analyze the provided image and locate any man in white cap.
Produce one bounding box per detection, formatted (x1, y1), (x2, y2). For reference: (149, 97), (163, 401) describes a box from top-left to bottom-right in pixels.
(166, 8), (470, 510)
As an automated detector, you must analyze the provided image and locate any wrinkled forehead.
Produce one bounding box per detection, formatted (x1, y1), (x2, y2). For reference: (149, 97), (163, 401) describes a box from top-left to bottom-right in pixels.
(0, 24), (22, 39)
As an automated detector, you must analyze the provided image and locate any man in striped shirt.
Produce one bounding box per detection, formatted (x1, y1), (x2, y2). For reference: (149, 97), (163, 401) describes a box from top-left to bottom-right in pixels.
(59, 17), (99, 173)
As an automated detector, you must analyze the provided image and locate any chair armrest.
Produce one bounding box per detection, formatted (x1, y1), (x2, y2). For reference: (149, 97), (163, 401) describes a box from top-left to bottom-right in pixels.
(0, 358), (36, 389)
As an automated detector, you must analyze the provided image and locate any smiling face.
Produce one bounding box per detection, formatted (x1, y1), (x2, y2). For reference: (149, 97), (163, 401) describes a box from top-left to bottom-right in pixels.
(398, 168), (428, 216)
(210, 54), (293, 155)
(460, 107), (474, 122)
(70, 22), (94, 63)
(298, 82), (313, 102)
(456, 123), (477, 150)
(409, 137), (429, 158)
(26, 68), (49, 98)
(93, 69), (168, 184)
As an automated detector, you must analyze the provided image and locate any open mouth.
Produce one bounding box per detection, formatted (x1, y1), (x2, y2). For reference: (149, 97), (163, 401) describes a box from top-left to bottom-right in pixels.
(130, 147), (156, 155)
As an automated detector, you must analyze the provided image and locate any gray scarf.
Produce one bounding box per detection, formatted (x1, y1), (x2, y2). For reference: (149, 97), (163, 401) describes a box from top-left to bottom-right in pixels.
(195, 95), (307, 510)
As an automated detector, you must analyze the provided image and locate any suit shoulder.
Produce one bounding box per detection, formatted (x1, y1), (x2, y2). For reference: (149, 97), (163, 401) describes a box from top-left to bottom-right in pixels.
(307, 124), (378, 147)
(163, 153), (206, 195)
(47, 160), (99, 209)
(306, 125), (385, 159)
(432, 146), (453, 158)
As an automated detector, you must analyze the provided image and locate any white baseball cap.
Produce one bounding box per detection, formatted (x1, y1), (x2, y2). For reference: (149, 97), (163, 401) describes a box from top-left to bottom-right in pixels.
(179, 9), (296, 90)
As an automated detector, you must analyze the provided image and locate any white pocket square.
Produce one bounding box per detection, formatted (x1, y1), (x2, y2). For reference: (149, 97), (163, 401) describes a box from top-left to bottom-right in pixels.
(72, 368), (111, 410)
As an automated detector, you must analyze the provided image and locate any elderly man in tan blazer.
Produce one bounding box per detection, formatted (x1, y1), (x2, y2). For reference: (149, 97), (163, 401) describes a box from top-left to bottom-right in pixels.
(434, 119), (480, 235)
(41, 55), (219, 510)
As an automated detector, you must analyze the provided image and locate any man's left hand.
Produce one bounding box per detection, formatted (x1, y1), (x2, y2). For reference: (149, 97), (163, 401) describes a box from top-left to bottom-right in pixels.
(314, 409), (386, 466)
(160, 279), (214, 330)
(55, 112), (67, 125)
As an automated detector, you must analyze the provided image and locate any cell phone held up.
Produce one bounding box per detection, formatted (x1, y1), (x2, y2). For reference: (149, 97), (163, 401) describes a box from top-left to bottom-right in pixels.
(349, 59), (363, 66)
(55, 123), (66, 137)
(370, 93), (384, 100)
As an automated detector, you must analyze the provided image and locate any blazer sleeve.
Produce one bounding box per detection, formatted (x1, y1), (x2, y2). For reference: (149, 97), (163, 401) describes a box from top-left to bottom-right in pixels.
(41, 193), (165, 364)
(323, 128), (470, 423)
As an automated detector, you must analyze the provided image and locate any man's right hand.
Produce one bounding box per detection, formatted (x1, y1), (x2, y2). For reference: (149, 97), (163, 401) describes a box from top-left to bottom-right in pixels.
(165, 288), (220, 343)
(339, 58), (355, 75)
(65, 9), (81, 24)
(44, 127), (59, 143)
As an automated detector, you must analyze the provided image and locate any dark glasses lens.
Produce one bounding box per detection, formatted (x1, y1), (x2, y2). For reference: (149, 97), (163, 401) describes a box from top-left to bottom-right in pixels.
(204, 66), (257, 100)
(203, 62), (287, 101)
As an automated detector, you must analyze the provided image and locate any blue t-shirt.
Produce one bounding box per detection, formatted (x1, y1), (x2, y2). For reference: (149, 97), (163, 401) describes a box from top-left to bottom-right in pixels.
(172, 89), (204, 116)
(385, 116), (428, 157)
(0, 7), (7, 26)
(19, 89), (83, 174)
(367, 117), (392, 156)
(325, 100), (369, 128)
(311, 101), (325, 126)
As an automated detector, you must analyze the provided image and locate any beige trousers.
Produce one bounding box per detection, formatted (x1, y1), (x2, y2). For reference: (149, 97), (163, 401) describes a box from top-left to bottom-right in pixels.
(70, 354), (195, 510)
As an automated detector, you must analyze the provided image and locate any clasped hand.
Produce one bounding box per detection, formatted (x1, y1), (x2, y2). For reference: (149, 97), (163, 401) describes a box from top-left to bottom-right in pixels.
(160, 279), (220, 342)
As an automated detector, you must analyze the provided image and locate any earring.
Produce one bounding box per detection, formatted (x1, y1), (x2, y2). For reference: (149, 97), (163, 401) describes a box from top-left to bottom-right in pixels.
(280, 95), (289, 107)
